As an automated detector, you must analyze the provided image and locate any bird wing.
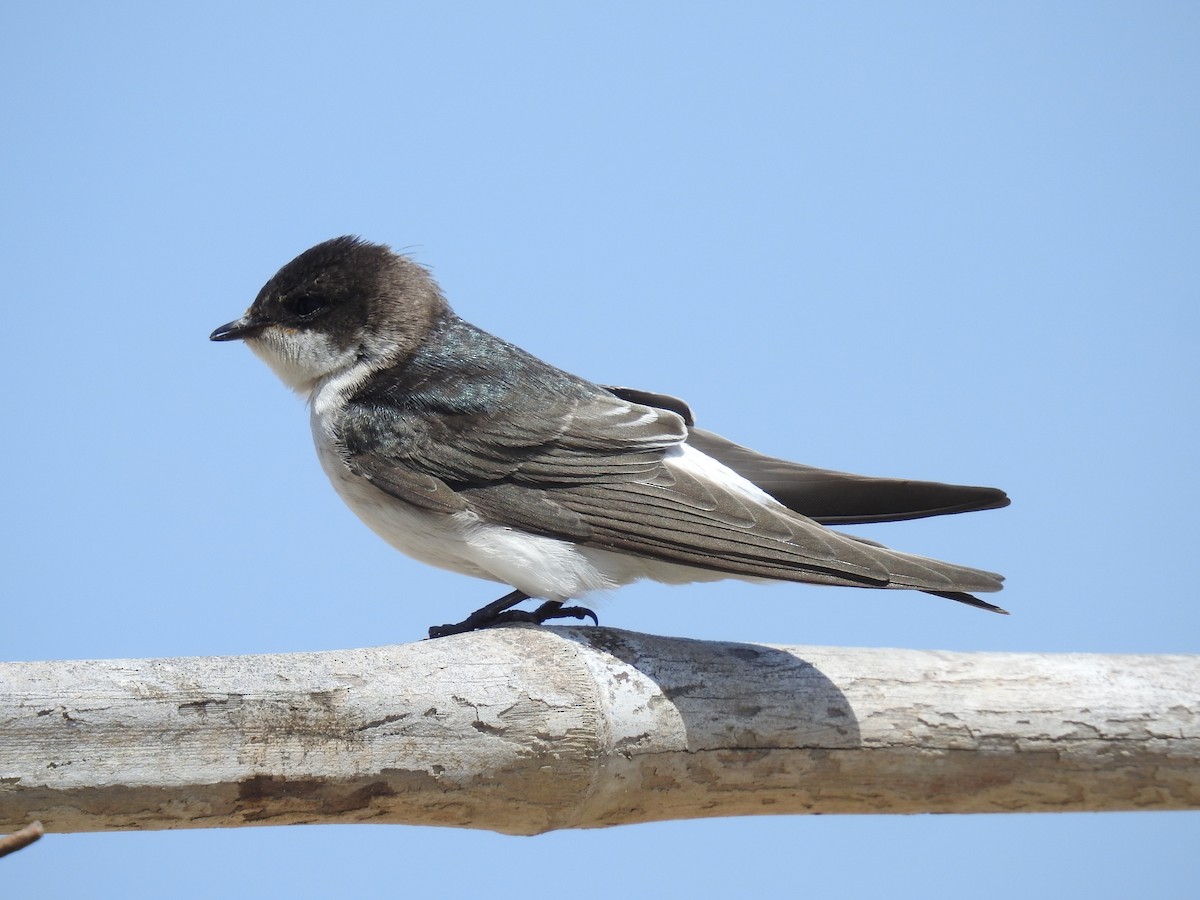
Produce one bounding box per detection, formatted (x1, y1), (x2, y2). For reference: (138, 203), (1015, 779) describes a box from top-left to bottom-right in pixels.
(336, 381), (1004, 601)
(338, 387), (684, 489)
(526, 453), (1006, 597)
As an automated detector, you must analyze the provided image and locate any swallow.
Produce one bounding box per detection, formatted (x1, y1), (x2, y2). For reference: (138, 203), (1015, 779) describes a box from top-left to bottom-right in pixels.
(211, 237), (1008, 637)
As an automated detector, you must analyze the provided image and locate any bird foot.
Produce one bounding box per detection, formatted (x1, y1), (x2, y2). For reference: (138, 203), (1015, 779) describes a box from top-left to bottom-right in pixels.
(428, 592), (599, 639)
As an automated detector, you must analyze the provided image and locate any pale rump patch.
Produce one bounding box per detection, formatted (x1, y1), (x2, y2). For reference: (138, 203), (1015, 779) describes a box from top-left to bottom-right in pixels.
(664, 442), (780, 505)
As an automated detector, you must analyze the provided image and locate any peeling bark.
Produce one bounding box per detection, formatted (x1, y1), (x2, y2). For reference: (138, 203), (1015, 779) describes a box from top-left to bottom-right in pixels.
(1, 627), (1197, 835)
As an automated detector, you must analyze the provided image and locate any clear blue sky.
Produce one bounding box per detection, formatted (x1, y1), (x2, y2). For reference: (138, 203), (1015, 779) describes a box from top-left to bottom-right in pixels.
(3, 3), (1197, 897)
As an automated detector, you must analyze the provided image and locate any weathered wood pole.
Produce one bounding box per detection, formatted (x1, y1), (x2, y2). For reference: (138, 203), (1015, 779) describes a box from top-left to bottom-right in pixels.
(2, 626), (1197, 835)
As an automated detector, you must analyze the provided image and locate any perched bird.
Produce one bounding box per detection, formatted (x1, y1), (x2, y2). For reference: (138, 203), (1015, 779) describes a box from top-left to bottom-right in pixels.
(211, 237), (1009, 637)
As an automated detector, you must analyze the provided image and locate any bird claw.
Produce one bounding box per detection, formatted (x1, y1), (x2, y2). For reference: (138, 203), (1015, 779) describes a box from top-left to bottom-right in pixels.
(428, 596), (599, 639)
(527, 602), (599, 627)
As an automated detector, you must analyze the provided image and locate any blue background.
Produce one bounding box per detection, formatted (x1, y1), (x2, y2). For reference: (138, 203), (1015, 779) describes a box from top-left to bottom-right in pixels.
(3, 3), (1197, 897)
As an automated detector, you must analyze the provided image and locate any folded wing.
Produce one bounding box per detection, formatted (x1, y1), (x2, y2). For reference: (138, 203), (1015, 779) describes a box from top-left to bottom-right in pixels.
(338, 378), (1006, 611)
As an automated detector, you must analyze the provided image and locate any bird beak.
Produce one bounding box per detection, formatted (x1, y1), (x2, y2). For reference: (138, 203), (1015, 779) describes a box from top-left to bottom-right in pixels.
(210, 316), (265, 342)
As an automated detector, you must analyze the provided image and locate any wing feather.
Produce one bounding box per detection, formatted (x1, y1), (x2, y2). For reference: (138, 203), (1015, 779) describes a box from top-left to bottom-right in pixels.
(334, 358), (1004, 600)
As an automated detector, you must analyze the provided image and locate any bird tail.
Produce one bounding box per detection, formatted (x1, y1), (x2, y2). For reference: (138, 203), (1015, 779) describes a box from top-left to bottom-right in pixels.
(687, 428), (1010, 525)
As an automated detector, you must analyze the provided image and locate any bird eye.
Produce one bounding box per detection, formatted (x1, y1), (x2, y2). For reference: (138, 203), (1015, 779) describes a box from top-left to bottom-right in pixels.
(284, 293), (331, 320)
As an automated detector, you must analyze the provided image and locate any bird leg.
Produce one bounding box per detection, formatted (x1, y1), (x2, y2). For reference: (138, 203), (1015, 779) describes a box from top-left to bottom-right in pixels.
(428, 590), (598, 639)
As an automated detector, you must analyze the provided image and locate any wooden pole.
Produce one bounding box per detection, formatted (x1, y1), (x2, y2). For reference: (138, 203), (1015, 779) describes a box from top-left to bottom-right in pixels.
(1, 626), (1197, 836)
